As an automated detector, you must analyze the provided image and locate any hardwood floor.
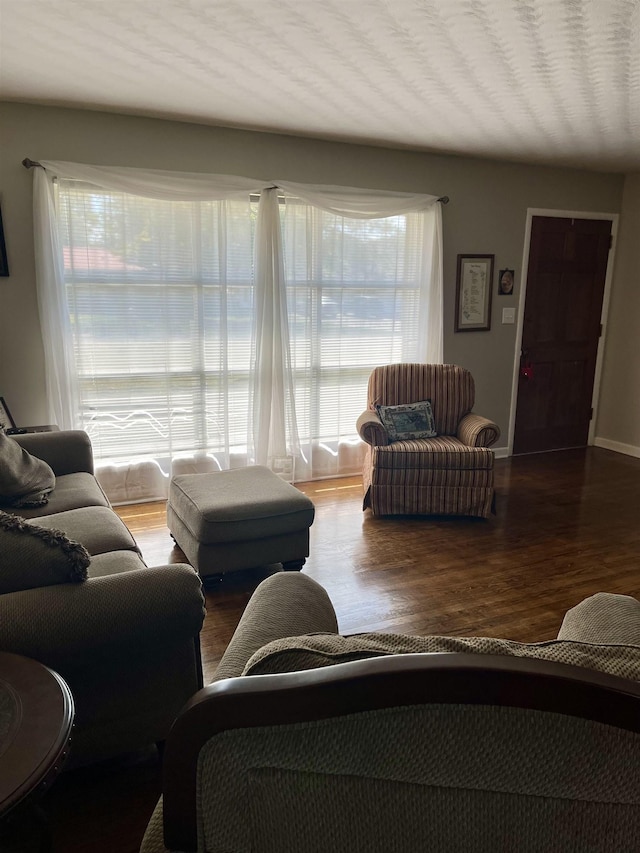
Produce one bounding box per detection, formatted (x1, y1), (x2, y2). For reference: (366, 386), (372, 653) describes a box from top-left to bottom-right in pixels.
(29, 447), (640, 852)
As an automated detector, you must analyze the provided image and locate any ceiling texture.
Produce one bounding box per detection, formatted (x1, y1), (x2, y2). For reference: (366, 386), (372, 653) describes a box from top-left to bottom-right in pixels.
(1, 0), (639, 173)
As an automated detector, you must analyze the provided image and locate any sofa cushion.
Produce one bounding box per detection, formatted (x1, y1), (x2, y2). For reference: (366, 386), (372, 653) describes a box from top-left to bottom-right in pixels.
(87, 549), (148, 578)
(0, 509), (90, 594)
(376, 401), (437, 442)
(243, 632), (640, 683)
(14, 472), (111, 519)
(372, 437), (495, 470)
(0, 431), (55, 508)
(30, 507), (140, 556)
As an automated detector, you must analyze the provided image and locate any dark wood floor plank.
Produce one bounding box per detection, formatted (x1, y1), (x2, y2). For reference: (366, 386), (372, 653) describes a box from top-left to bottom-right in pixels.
(32, 447), (640, 852)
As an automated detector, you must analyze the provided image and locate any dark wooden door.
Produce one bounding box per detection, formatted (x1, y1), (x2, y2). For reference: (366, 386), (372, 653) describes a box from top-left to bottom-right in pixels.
(513, 216), (611, 454)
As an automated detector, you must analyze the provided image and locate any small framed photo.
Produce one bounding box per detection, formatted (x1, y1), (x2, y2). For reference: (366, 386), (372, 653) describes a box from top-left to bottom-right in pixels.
(0, 397), (16, 431)
(498, 269), (515, 296)
(0, 206), (8, 277)
(455, 254), (494, 332)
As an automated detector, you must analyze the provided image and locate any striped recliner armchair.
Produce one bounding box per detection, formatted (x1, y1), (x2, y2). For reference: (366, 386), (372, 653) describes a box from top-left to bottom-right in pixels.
(356, 364), (500, 517)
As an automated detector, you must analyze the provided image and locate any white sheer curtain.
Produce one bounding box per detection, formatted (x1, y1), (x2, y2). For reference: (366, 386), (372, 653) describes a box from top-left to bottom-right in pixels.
(31, 161), (443, 499)
(33, 168), (79, 429)
(34, 161), (264, 440)
(38, 160), (263, 200)
(279, 193), (443, 480)
(273, 180), (442, 218)
(250, 188), (300, 478)
(276, 178), (443, 366)
(416, 204), (443, 362)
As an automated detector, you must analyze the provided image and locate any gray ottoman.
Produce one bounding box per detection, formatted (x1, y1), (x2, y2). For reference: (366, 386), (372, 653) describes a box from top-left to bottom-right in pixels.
(167, 466), (315, 578)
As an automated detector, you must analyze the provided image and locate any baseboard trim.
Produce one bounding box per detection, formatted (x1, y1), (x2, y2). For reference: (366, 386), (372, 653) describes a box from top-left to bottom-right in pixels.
(594, 437), (640, 459)
(493, 445), (510, 459)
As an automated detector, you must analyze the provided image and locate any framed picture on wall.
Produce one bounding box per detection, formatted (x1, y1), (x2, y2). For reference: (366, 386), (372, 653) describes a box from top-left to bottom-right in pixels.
(455, 254), (494, 332)
(498, 268), (515, 295)
(0, 205), (8, 276)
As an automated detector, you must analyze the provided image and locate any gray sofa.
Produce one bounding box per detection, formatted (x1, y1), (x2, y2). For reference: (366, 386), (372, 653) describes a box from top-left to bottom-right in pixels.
(0, 430), (205, 767)
(141, 574), (640, 852)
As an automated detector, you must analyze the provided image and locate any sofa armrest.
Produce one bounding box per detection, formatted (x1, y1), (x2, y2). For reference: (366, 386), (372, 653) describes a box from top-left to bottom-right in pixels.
(356, 410), (389, 447)
(214, 573), (339, 682)
(12, 430), (94, 476)
(0, 564), (205, 669)
(457, 413), (500, 448)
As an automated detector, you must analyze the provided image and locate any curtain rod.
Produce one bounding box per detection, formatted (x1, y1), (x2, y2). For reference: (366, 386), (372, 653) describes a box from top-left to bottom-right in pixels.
(22, 159), (449, 204)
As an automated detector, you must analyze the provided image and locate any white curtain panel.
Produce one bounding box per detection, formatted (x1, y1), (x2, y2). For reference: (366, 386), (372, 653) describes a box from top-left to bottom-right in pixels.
(417, 204), (443, 363)
(250, 188), (300, 479)
(32, 162), (443, 500)
(33, 168), (79, 429)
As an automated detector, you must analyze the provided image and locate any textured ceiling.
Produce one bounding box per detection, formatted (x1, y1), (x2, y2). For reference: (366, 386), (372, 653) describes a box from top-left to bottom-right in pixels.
(1, 0), (639, 172)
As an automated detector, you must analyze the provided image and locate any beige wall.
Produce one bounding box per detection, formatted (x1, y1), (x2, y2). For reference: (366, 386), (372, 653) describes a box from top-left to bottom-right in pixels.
(0, 102), (625, 442)
(595, 173), (640, 455)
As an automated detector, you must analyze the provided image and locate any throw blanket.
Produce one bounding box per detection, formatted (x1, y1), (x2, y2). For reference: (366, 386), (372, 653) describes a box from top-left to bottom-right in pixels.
(0, 430), (55, 507)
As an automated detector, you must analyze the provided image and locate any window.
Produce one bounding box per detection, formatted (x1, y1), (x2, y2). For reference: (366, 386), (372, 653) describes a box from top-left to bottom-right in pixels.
(281, 197), (431, 479)
(54, 178), (440, 496)
(59, 182), (256, 471)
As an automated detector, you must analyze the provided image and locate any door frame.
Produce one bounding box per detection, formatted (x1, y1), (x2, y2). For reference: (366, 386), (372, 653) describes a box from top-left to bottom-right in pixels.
(506, 208), (619, 455)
